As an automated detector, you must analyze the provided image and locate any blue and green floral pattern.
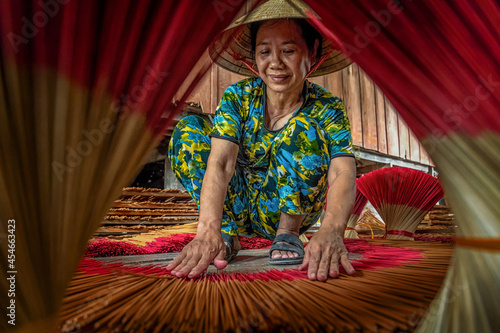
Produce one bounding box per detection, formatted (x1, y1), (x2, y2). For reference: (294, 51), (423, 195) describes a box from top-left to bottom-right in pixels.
(168, 77), (353, 239)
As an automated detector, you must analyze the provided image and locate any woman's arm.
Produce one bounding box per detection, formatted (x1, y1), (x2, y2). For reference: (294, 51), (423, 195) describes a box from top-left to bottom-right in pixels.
(167, 137), (239, 278)
(198, 137), (239, 232)
(321, 156), (356, 237)
(299, 156), (357, 281)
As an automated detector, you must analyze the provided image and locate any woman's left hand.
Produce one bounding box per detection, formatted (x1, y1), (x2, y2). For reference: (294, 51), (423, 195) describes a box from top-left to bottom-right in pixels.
(298, 227), (356, 281)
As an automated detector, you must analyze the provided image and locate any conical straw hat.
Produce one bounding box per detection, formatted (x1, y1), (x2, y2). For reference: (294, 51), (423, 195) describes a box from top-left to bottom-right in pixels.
(209, 0), (351, 77)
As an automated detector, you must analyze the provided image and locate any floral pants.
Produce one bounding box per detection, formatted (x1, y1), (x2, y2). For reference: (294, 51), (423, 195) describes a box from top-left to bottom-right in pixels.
(168, 115), (330, 239)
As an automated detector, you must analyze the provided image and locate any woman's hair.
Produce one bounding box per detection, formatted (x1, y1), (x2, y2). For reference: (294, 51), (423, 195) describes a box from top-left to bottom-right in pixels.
(250, 18), (323, 63)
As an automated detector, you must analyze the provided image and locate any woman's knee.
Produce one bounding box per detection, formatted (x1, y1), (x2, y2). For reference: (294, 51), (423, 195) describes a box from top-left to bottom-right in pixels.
(168, 115), (213, 190)
(170, 115), (211, 145)
(168, 115), (212, 159)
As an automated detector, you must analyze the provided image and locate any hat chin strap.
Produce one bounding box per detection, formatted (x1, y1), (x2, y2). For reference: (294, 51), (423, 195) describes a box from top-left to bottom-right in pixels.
(230, 52), (260, 76)
(306, 51), (330, 78)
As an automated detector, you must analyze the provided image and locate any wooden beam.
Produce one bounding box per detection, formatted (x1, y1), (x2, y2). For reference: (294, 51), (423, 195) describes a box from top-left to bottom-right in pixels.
(359, 69), (377, 150)
(384, 96), (400, 157)
(342, 65), (363, 146)
(398, 114), (410, 160)
(375, 85), (387, 154)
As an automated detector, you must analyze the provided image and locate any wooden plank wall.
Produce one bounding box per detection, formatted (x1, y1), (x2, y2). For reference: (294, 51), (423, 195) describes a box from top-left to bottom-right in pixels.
(187, 64), (431, 166)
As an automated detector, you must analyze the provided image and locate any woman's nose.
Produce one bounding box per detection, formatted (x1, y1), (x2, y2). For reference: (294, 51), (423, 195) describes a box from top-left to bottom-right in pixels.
(269, 51), (284, 69)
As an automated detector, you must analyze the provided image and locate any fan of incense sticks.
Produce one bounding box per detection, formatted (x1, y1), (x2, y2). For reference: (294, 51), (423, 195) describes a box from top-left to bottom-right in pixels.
(85, 232), (274, 258)
(0, 1), (247, 331)
(356, 167), (443, 241)
(58, 239), (453, 332)
(305, 0), (500, 330)
(355, 209), (386, 238)
(344, 185), (368, 239)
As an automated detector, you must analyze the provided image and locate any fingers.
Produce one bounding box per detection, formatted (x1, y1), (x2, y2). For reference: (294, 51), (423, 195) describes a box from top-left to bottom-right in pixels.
(302, 247), (351, 281)
(214, 246), (226, 261)
(298, 249), (310, 271)
(301, 244), (328, 281)
(329, 259), (339, 278)
(306, 251), (320, 281)
(340, 253), (356, 275)
(187, 254), (214, 278)
(316, 255), (330, 282)
(168, 241), (223, 278)
(172, 252), (218, 279)
(166, 252), (186, 271)
(171, 253), (203, 278)
(329, 252), (354, 277)
(300, 235), (355, 281)
(213, 248), (228, 270)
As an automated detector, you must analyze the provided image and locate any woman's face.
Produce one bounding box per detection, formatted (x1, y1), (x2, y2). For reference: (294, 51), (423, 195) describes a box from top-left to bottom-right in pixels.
(255, 20), (316, 96)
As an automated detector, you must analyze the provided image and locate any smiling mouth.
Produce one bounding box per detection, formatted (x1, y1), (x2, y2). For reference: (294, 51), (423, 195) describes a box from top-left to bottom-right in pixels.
(270, 75), (289, 82)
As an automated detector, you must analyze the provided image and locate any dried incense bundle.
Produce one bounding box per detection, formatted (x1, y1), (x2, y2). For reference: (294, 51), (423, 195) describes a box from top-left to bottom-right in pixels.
(356, 209), (386, 236)
(306, 1), (500, 330)
(104, 188), (199, 225)
(58, 240), (453, 332)
(85, 233), (273, 258)
(425, 205), (455, 226)
(357, 167), (443, 240)
(0, 2), (246, 331)
(344, 186), (368, 239)
(123, 222), (201, 246)
(121, 187), (192, 197)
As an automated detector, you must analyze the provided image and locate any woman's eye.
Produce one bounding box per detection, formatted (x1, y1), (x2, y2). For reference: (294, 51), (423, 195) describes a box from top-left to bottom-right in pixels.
(283, 50), (295, 54)
(259, 50), (269, 55)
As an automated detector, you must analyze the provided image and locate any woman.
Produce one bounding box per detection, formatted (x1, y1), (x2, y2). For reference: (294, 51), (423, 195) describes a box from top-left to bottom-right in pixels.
(167, 0), (356, 282)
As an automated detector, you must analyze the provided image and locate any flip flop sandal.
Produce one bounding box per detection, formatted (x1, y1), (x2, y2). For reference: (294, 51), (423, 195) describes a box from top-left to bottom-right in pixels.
(221, 232), (238, 263)
(268, 233), (305, 265)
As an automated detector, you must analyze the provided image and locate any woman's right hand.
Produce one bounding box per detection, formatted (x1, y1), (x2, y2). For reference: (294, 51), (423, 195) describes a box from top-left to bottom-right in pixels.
(168, 137), (239, 278)
(166, 228), (227, 278)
